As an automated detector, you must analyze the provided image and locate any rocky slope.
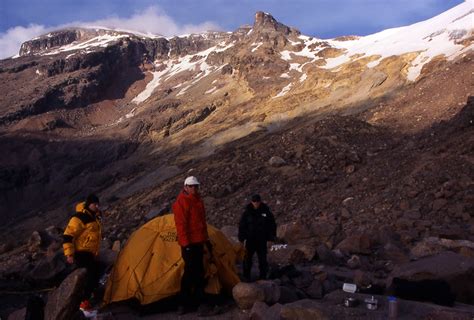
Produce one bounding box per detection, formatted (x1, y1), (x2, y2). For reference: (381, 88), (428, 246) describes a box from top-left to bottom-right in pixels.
(0, 2), (473, 318)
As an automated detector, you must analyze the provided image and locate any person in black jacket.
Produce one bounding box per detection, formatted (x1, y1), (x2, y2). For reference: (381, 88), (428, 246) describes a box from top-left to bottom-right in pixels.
(238, 194), (276, 281)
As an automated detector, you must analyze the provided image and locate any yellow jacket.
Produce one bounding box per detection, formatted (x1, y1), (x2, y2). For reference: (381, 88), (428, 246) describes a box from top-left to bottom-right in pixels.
(63, 202), (102, 257)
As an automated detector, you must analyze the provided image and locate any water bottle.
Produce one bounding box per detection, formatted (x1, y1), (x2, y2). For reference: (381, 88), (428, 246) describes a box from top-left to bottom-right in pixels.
(388, 296), (398, 319)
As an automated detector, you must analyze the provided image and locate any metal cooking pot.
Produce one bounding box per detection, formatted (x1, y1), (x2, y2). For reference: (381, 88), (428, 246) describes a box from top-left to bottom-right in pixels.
(364, 296), (378, 310)
(343, 296), (358, 307)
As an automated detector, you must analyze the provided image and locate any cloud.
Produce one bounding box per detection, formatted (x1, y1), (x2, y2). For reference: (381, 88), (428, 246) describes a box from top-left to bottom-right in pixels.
(0, 6), (221, 59)
(74, 6), (221, 36)
(0, 24), (48, 59)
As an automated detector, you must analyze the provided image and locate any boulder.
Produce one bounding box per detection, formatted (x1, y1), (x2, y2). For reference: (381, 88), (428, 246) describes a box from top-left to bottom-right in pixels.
(44, 268), (87, 320)
(335, 233), (372, 255)
(257, 280), (281, 305)
(278, 285), (299, 304)
(389, 251), (474, 304)
(279, 299), (328, 320)
(380, 242), (409, 263)
(310, 222), (338, 248)
(233, 280), (281, 310)
(411, 237), (474, 259)
(232, 282), (265, 309)
(277, 221), (313, 245)
(250, 301), (270, 320)
(431, 226), (468, 240)
(268, 244), (315, 266)
(250, 303), (283, 320)
(305, 279), (324, 299)
(27, 250), (68, 285)
(315, 243), (337, 265)
(373, 225), (401, 246)
(291, 271), (313, 290)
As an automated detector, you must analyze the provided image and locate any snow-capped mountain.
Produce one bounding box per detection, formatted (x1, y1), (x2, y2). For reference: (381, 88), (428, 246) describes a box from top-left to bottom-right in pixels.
(0, 2), (472, 242)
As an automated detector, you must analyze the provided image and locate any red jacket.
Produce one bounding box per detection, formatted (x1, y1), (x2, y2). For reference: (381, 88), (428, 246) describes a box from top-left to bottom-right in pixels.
(172, 189), (209, 247)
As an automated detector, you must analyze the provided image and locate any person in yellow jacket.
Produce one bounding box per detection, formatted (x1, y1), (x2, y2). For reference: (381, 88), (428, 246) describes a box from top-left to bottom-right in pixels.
(63, 194), (102, 307)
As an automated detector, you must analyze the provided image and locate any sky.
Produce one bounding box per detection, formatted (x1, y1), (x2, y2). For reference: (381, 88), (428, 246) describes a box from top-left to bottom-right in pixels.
(0, 0), (466, 59)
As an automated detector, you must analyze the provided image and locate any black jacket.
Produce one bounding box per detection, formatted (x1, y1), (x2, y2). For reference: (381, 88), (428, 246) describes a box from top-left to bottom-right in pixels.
(238, 203), (276, 243)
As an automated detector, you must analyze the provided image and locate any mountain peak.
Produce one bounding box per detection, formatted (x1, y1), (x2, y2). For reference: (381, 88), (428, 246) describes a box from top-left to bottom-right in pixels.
(253, 11), (299, 35)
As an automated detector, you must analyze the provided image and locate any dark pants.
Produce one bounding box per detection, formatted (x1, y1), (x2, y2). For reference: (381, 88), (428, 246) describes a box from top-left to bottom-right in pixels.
(244, 240), (268, 280)
(180, 244), (206, 307)
(75, 251), (101, 301)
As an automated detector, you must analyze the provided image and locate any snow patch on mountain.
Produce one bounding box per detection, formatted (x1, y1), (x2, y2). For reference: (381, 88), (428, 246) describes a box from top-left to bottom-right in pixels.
(322, 0), (473, 81)
(251, 42), (263, 52)
(205, 87), (218, 94)
(274, 83), (293, 98)
(132, 42), (234, 103)
(43, 34), (129, 56)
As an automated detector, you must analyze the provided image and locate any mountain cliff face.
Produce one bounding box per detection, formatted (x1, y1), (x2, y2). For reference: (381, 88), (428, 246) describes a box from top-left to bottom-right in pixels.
(0, 4), (472, 248)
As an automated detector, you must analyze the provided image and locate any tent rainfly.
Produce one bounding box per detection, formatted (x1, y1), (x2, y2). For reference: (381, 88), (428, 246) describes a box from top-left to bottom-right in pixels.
(103, 214), (242, 305)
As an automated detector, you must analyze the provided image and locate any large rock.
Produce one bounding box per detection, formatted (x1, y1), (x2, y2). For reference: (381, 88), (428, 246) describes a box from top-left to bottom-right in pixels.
(305, 279), (324, 299)
(278, 285), (300, 304)
(335, 233), (372, 255)
(279, 299), (328, 320)
(250, 303), (283, 320)
(44, 268), (87, 320)
(310, 222), (338, 248)
(250, 301), (270, 320)
(232, 282), (265, 309)
(257, 280), (281, 305)
(389, 251), (474, 304)
(232, 280), (281, 310)
(411, 237), (474, 259)
(277, 221), (313, 245)
(268, 244), (316, 266)
(379, 242), (409, 263)
(27, 250), (68, 285)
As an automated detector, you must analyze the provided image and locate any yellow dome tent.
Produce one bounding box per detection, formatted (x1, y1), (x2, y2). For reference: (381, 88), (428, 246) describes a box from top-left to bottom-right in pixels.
(103, 214), (242, 305)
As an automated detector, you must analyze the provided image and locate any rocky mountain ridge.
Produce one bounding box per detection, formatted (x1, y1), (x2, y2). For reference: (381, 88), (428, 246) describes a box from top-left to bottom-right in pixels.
(0, 2), (472, 245)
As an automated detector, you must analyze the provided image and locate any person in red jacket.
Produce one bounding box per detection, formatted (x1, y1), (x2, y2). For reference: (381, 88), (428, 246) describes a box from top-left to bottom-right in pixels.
(172, 176), (212, 315)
